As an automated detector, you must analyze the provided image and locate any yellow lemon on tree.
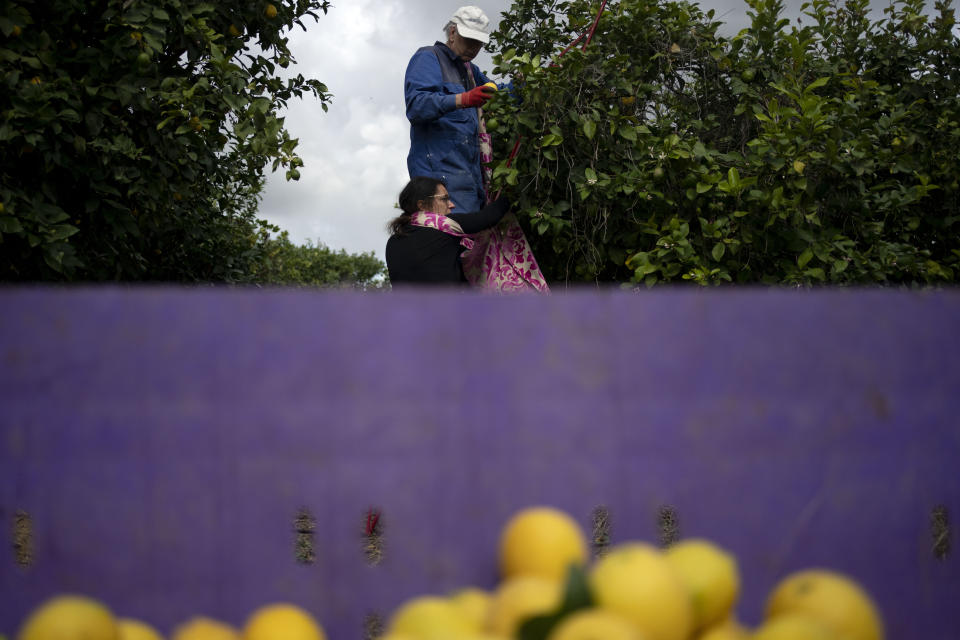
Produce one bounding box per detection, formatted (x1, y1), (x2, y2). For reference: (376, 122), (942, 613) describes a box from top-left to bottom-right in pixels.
(386, 596), (475, 640)
(243, 604), (325, 640)
(664, 539), (740, 631)
(752, 613), (839, 640)
(17, 595), (119, 640)
(588, 542), (693, 640)
(498, 506), (588, 582)
(172, 617), (239, 640)
(483, 82), (498, 91)
(546, 609), (645, 640)
(764, 569), (884, 640)
(448, 587), (492, 631)
(117, 619), (164, 640)
(487, 576), (563, 637)
(264, 4), (278, 19)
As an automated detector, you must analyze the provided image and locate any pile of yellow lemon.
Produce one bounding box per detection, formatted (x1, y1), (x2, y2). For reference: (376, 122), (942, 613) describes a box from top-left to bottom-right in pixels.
(382, 506), (885, 640)
(11, 505), (885, 640)
(14, 598), (325, 640)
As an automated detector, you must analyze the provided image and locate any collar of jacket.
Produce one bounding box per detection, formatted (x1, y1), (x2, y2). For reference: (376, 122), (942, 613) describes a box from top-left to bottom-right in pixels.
(433, 41), (461, 63)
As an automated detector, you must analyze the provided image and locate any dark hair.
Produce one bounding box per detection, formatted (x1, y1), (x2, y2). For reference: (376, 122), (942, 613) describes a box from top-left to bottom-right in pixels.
(388, 176), (444, 236)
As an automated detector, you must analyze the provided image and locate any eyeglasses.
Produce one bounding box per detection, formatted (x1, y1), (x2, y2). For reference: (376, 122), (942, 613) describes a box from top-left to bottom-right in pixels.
(433, 195), (451, 202)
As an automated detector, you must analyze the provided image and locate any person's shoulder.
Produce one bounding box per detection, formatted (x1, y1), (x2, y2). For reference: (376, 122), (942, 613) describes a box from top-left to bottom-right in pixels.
(406, 45), (442, 74)
(411, 42), (448, 59)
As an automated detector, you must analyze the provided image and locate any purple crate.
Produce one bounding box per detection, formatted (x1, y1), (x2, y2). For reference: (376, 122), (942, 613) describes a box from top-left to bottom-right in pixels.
(1, 287), (958, 639)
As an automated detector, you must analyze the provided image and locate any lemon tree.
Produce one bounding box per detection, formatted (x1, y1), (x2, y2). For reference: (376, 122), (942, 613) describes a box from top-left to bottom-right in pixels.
(486, 0), (960, 285)
(0, 0), (331, 281)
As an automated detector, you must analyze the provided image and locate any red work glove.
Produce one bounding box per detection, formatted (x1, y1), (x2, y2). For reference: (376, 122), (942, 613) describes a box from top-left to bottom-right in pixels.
(459, 84), (495, 108)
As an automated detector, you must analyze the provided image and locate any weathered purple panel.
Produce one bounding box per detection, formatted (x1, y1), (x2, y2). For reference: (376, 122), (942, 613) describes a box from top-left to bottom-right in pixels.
(1, 288), (958, 638)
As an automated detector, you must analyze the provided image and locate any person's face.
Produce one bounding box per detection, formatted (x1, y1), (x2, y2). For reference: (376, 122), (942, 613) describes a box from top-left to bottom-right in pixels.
(448, 27), (484, 62)
(423, 184), (454, 215)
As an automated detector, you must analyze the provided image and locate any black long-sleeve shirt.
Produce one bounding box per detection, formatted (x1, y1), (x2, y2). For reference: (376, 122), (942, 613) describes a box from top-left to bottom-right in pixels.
(386, 198), (510, 286)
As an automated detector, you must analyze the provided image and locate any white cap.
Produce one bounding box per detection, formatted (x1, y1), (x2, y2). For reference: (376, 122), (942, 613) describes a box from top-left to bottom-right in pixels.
(450, 6), (491, 43)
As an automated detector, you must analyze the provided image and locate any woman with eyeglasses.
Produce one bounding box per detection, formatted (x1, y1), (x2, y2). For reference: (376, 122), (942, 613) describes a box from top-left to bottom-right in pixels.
(386, 176), (510, 286)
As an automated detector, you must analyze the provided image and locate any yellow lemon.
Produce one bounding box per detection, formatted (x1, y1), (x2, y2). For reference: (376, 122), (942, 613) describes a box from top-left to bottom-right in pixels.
(386, 596), (475, 640)
(546, 609), (645, 640)
(448, 588), (492, 631)
(243, 604), (325, 640)
(171, 617), (239, 640)
(664, 539), (740, 631)
(764, 569), (884, 640)
(487, 576), (563, 637)
(752, 614), (838, 640)
(264, 4), (278, 19)
(17, 595), (119, 640)
(117, 619), (164, 640)
(483, 82), (498, 91)
(498, 506), (588, 582)
(696, 617), (749, 640)
(588, 543), (693, 640)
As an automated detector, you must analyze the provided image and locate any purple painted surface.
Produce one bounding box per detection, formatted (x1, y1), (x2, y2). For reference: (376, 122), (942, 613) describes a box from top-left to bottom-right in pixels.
(1, 288), (958, 638)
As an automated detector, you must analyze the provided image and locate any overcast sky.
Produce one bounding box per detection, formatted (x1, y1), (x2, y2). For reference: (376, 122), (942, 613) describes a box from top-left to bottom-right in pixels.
(254, 0), (855, 263)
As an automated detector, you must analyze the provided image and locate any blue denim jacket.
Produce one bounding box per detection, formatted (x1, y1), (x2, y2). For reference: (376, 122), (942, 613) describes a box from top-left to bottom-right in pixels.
(404, 42), (492, 214)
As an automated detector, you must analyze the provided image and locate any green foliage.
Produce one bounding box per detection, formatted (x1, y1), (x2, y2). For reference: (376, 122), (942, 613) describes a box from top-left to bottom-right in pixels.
(251, 227), (387, 289)
(518, 564), (593, 640)
(486, 0), (960, 285)
(0, 0), (331, 281)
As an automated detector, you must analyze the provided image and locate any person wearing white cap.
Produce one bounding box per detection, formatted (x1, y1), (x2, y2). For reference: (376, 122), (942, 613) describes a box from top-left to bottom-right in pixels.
(404, 6), (499, 215)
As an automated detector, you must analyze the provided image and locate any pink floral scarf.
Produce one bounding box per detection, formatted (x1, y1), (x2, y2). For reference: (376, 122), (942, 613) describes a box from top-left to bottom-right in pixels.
(445, 62), (550, 294)
(409, 212), (549, 293)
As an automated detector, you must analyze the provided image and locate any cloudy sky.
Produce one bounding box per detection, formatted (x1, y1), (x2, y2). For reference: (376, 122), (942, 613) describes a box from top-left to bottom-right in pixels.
(254, 0), (834, 263)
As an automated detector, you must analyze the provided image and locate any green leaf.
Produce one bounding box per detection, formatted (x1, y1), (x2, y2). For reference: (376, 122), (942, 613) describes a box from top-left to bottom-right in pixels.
(727, 167), (741, 189)
(798, 248), (813, 268)
(584, 168), (597, 183)
(804, 77), (829, 93)
(582, 119), (596, 140)
(517, 565), (593, 640)
(696, 182), (713, 194)
(0, 216), (23, 233)
(619, 126), (637, 142)
(712, 242), (726, 261)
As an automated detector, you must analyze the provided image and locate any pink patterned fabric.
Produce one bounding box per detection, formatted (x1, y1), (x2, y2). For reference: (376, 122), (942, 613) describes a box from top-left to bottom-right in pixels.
(459, 61), (550, 294)
(409, 212), (550, 293)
